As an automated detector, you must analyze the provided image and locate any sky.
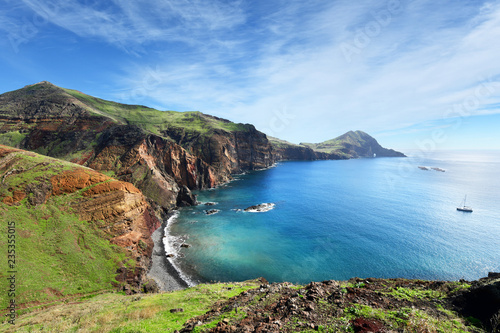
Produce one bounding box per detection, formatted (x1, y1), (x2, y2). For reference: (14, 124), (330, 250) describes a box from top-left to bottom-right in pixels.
(1, 0), (500, 151)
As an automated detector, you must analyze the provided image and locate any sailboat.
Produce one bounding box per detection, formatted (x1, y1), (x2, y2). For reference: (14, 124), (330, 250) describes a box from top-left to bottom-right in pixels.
(457, 195), (473, 212)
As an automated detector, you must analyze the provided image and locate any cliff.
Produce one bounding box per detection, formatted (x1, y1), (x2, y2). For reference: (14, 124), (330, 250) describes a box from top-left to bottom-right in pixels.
(301, 130), (406, 158)
(0, 83), (406, 211)
(0, 82), (277, 210)
(0, 145), (162, 310)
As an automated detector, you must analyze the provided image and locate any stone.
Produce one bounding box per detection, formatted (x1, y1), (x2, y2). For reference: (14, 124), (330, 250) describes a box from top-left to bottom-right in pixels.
(243, 203), (275, 212)
(176, 185), (197, 207)
(170, 308), (184, 313)
(205, 209), (220, 215)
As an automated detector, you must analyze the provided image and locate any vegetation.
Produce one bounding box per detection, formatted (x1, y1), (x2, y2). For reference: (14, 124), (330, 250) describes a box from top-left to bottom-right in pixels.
(0, 147), (133, 314)
(0, 202), (129, 311)
(0, 280), (261, 332)
(301, 130), (369, 153)
(62, 87), (249, 136)
(0, 131), (26, 148)
(389, 286), (446, 301)
(267, 136), (302, 148)
(343, 304), (472, 332)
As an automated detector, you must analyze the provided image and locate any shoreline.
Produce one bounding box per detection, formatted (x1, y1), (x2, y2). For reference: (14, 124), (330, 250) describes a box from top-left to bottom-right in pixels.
(147, 215), (190, 292)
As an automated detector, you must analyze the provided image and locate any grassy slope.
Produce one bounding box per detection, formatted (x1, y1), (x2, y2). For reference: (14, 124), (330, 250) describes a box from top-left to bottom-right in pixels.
(0, 147), (133, 314)
(0, 280), (261, 332)
(62, 88), (249, 136)
(0, 278), (485, 333)
(267, 136), (303, 149)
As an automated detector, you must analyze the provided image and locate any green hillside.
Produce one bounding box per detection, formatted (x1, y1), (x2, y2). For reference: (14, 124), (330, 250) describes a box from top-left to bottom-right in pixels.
(301, 130), (405, 158)
(62, 87), (249, 136)
(301, 131), (368, 153)
(0, 146), (133, 314)
(0, 280), (260, 332)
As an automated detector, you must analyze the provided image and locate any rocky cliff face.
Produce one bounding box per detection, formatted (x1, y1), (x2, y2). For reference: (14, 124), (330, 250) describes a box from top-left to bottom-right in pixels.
(272, 144), (346, 161)
(0, 83), (405, 215)
(85, 125), (217, 209)
(0, 145), (161, 294)
(171, 126), (276, 181)
(0, 82), (276, 211)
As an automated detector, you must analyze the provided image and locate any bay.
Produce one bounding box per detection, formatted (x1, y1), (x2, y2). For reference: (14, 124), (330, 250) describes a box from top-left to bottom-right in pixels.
(168, 150), (500, 284)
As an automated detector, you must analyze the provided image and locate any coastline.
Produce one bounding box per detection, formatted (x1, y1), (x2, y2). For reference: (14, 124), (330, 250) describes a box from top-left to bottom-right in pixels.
(147, 214), (190, 292)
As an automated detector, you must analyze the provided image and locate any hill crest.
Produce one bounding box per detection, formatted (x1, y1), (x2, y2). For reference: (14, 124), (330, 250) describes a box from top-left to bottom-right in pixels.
(300, 130), (406, 158)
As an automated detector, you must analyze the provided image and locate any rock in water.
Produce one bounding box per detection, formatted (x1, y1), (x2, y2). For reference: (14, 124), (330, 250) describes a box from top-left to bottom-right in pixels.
(205, 209), (220, 215)
(244, 203), (275, 212)
(176, 185), (197, 207)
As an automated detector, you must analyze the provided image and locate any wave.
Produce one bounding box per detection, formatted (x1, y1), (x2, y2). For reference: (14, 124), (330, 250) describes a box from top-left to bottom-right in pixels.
(162, 211), (197, 287)
(255, 162), (279, 171)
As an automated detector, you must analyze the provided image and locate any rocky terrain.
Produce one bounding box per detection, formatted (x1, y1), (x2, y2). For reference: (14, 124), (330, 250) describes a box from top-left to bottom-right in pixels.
(0, 145), (161, 310)
(2, 275), (498, 332)
(180, 274), (499, 333)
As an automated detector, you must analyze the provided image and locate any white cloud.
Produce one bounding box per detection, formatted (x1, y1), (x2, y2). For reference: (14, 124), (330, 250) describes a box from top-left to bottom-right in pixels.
(6, 0), (500, 145)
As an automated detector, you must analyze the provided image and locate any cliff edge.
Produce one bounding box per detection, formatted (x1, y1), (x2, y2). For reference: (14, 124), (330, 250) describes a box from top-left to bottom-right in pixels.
(0, 145), (161, 311)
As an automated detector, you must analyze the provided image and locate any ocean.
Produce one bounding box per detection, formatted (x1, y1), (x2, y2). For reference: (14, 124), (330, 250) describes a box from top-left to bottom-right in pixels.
(165, 150), (500, 285)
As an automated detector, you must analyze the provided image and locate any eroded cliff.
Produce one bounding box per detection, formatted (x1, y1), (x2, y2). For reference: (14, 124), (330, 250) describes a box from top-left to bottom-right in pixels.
(0, 82), (278, 211)
(0, 145), (162, 308)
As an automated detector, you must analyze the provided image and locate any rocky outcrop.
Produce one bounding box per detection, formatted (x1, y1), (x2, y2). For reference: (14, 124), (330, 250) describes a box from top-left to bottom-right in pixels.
(177, 185), (197, 207)
(165, 125), (276, 183)
(0, 82), (275, 211)
(179, 276), (492, 332)
(453, 273), (500, 331)
(0, 145), (161, 293)
(86, 125), (216, 210)
(243, 203), (276, 212)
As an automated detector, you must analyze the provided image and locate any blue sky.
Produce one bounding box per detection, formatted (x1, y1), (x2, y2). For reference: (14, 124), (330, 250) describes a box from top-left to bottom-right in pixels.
(1, 0), (500, 151)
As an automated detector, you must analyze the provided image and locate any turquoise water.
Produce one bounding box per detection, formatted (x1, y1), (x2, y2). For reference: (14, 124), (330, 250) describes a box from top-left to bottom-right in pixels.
(167, 150), (500, 284)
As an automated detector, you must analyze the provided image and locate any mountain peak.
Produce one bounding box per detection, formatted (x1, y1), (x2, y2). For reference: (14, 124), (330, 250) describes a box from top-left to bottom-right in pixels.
(25, 81), (57, 88)
(301, 130), (405, 158)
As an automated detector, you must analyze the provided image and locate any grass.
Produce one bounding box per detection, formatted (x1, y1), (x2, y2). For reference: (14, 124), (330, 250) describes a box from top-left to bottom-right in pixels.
(0, 150), (75, 198)
(0, 199), (130, 314)
(389, 286), (446, 301)
(62, 88), (249, 136)
(267, 136), (302, 148)
(0, 131), (26, 147)
(343, 304), (471, 333)
(0, 281), (260, 332)
(0, 147), (134, 316)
